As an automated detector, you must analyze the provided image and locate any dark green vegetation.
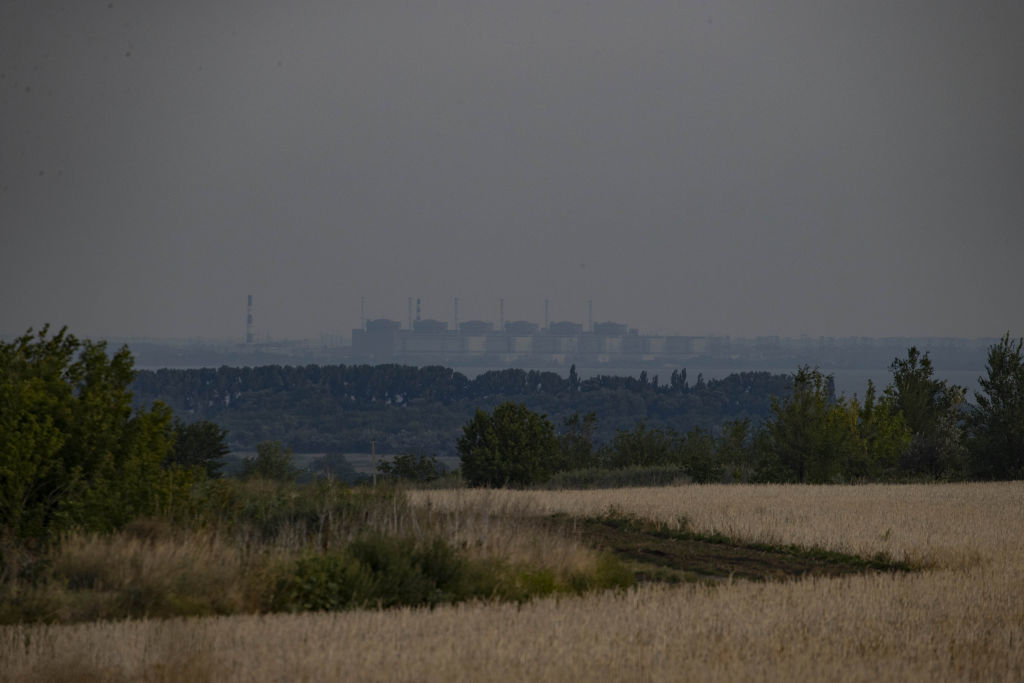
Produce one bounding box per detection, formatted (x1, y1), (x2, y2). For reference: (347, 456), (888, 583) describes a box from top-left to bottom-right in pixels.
(130, 335), (1024, 487)
(131, 363), (792, 457)
(458, 402), (561, 486)
(0, 326), (196, 543)
(569, 515), (915, 584)
(460, 336), (1024, 486)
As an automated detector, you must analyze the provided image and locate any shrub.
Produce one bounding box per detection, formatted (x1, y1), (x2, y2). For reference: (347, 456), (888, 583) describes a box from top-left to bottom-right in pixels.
(0, 326), (193, 546)
(271, 536), (476, 611)
(458, 403), (561, 487)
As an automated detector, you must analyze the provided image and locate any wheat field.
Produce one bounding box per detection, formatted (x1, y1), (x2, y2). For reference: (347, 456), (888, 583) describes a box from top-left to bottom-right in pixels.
(4, 482), (1024, 682)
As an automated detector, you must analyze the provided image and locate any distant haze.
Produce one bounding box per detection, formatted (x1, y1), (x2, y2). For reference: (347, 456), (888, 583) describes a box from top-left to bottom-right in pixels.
(3, 1), (1022, 341)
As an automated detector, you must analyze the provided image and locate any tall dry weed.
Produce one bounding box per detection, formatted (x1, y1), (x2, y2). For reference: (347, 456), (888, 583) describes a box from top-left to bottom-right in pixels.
(45, 521), (269, 620)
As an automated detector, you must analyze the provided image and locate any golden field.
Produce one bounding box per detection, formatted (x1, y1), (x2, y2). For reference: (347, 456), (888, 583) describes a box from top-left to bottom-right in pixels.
(4, 482), (1024, 682)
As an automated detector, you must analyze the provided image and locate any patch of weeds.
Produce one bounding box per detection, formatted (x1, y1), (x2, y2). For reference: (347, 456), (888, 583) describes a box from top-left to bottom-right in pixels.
(573, 514), (917, 582)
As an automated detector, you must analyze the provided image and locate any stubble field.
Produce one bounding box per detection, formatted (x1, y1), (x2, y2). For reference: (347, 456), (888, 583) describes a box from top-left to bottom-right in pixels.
(4, 482), (1024, 682)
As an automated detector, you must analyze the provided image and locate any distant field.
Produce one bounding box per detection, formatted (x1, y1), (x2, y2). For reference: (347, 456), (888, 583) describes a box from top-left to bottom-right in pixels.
(4, 482), (1023, 682)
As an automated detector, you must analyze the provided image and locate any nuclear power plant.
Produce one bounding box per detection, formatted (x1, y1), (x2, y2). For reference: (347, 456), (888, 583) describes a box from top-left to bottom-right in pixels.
(349, 297), (708, 365)
(230, 295), (988, 376)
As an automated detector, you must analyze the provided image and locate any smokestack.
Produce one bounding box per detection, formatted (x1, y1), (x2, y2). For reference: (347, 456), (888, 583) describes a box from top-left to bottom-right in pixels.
(499, 298), (505, 331)
(416, 298), (421, 322)
(544, 298), (549, 330)
(408, 297), (413, 330)
(588, 300), (593, 332)
(246, 295), (254, 344)
(453, 297), (459, 331)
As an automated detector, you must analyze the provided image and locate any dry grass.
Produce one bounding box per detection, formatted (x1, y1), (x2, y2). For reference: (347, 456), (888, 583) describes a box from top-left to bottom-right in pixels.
(4, 482), (1024, 682)
(416, 492), (604, 578)
(415, 482), (1024, 567)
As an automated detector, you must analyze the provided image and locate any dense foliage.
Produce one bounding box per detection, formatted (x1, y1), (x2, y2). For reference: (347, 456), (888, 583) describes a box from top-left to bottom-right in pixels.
(240, 441), (299, 482)
(454, 340), (1023, 487)
(0, 326), (195, 544)
(458, 403), (561, 487)
(167, 418), (229, 478)
(968, 333), (1024, 479)
(131, 364), (793, 456)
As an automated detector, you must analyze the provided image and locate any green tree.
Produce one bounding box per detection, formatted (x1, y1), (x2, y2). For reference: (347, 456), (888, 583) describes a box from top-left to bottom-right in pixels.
(604, 420), (678, 469)
(568, 364), (581, 393)
(168, 419), (229, 478)
(558, 411), (599, 470)
(885, 347), (967, 477)
(240, 441), (299, 482)
(457, 402), (560, 487)
(717, 419), (756, 482)
(678, 426), (721, 483)
(758, 367), (860, 483)
(377, 453), (444, 483)
(0, 326), (189, 543)
(968, 333), (1024, 479)
(850, 380), (911, 480)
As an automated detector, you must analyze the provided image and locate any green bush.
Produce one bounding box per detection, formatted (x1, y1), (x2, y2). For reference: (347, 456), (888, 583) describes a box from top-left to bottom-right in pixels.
(271, 536), (476, 611)
(271, 551), (375, 612)
(0, 326), (194, 546)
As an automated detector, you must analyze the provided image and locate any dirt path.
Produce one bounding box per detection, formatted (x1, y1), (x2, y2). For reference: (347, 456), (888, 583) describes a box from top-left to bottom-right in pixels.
(565, 516), (913, 584)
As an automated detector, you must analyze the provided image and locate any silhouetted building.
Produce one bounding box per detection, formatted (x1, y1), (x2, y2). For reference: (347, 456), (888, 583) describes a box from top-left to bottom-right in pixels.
(459, 320), (494, 335)
(352, 318), (402, 359)
(549, 321), (583, 336)
(413, 319), (448, 333)
(593, 321), (628, 336)
(504, 320), (539, 335)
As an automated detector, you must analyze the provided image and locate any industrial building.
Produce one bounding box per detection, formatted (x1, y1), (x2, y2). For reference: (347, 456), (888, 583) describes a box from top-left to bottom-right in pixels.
(351, 317), (708, 366)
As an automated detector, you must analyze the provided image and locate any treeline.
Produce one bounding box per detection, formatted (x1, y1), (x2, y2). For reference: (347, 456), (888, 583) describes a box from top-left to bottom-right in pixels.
(131, 364), (793, 456)
(457, 337), (1024, 486)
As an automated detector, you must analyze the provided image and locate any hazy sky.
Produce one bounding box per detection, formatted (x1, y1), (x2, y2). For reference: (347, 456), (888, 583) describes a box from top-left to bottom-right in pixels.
(3, 1), (1022, 341)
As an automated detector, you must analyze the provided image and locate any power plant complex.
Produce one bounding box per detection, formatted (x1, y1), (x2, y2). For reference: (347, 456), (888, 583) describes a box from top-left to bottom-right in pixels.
(230, 295), (988, 376)
(350, 297), (709, 366)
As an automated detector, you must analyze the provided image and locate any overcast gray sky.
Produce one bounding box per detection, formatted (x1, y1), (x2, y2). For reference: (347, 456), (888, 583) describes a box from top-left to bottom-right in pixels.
(2, 1), (1022, 341)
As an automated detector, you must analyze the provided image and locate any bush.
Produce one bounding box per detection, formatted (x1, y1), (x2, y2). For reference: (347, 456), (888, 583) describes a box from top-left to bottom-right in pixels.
(377, 453), (445, 483)
(458, 403), (561, 487)
(0, 326), (193, 546)
(271, 536), (475, 611)
(240, 441), (299, 482)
